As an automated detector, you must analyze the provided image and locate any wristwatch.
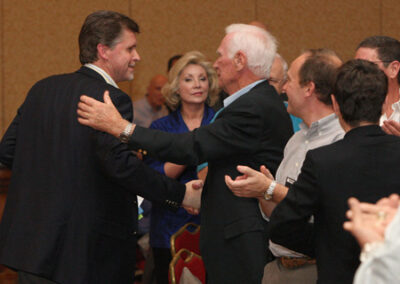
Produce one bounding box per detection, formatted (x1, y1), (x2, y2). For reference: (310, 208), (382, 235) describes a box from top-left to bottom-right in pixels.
(263, 180), (277, 201)
(119, 123), (133, 143)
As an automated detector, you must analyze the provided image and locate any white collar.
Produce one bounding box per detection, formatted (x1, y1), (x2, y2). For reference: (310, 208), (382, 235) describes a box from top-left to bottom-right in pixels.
(84, 64), (119, 89)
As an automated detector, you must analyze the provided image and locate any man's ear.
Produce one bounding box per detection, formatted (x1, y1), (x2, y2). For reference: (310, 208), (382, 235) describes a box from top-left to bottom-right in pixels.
(331, 94), (340, 115)
(304, 81), (315, 98)
(97, 43), (109, 61)
(233, 51), (247, 71)
(388, 60), (400, 80)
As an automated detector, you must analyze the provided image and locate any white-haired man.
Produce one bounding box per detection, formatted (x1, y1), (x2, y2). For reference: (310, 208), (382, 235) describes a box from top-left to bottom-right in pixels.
(77, 24), (293, 283)
(269, 53), (288, 94)
(269, 53), (303, 132)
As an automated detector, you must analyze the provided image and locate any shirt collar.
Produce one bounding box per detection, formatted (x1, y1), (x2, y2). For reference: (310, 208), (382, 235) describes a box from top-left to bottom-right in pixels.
(223, 79), (266, 108)
(300, 113), (338, 138)
(391, 99), (400, 112)
(84, 63), (119, 89)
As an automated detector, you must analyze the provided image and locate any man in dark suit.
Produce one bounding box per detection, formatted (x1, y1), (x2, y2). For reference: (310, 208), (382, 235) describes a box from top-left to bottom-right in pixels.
(0, 11), (201, 284)
(268, 59), (400, 284)
(77, 24), (293, 283)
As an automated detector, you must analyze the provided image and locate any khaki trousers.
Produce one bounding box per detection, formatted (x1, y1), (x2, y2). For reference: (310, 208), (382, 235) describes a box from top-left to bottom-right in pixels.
(262, 259), (317, 284)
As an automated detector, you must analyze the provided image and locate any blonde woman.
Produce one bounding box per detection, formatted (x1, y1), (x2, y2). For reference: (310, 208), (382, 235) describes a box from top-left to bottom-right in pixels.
(144, 51), (218, 284)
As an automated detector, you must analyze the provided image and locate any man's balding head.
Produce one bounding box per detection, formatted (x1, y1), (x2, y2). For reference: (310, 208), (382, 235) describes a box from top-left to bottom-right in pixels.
(147, 74), (168, 109)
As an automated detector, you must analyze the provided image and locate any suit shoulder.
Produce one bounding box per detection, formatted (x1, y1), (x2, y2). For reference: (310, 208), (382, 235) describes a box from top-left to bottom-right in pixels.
(306, 138), (347, 163)
(247, 82), (278, 99)
(30, 72), (75, 89)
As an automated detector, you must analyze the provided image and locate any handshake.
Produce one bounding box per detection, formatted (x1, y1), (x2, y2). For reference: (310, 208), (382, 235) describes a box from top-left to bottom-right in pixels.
(182, 180), (204, 215)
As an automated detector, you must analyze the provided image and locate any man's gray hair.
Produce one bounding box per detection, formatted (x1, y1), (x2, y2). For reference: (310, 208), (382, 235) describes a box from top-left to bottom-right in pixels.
(275, 53), (288, 81)
(225, 24), (277, 78)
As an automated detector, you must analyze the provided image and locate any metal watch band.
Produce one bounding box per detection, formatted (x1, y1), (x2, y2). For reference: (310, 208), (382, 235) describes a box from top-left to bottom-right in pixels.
(263, 180), (277, 201)
(119, 123), (133, 143)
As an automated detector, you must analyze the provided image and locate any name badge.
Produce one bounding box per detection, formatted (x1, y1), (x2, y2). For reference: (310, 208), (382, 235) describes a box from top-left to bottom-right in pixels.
(285, 177), (296, 188)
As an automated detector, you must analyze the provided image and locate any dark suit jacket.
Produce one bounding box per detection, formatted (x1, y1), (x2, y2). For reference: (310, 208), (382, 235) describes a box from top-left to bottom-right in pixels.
(269, 125), (400, 284)
(129, 81), (293, 283)
(0, 67), (185, 284)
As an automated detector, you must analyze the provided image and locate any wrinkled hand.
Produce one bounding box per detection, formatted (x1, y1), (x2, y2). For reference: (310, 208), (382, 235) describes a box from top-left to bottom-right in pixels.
(77, 90), (130, 137)
(343, 194), (399, 248)
(382, 120), (400, 136)
(224, 165), (273, 198)
(182, 180), (203, 215)
(260, 165), (273, 179)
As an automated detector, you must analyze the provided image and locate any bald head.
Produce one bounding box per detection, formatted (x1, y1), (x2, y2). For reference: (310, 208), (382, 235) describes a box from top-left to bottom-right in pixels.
(147, 74), (168, 109)
(248, 21), (268, 31)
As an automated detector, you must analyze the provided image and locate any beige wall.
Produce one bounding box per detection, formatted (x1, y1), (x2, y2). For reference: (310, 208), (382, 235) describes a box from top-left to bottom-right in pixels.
(1, 0), (400, 135)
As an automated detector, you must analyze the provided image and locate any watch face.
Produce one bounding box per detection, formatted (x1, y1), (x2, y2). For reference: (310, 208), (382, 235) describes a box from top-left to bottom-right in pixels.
(120, 134), (129, 143)
(264, 192), (272, 201)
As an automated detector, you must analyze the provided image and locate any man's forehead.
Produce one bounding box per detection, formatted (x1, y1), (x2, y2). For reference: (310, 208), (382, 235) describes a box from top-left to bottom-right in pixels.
(290, 54), (307, 74)
(218, 34), (232, 50)
(149, 75), (167, 87)
(355, 47), (379, 60)
(120, 29), (137, 43)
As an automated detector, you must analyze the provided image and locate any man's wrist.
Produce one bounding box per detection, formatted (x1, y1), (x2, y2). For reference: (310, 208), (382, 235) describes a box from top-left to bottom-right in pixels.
(263, 180), (277, 200)
(118, 120), (135, 142)
(360, 241), (384, 262)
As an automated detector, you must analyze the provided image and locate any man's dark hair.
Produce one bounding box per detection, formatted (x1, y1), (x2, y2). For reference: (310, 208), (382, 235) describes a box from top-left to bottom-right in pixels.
(79, 10), (140, 64)
(299, 49), (342, 106)
(334, 59), (387, 127)
(167, 54), (182, 72)
(357, 36), (400, 83)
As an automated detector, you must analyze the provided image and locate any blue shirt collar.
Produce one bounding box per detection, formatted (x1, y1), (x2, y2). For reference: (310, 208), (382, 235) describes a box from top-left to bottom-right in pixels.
(223, 79), (266, 108)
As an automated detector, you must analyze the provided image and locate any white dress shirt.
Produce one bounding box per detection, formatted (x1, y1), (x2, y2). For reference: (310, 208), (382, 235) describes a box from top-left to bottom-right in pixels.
(353, 209), (400, 284)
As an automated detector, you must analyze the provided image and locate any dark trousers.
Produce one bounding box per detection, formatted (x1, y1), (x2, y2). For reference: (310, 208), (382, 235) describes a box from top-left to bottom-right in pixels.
(153, 247), (172, 284)
(18, 271), (59, 284)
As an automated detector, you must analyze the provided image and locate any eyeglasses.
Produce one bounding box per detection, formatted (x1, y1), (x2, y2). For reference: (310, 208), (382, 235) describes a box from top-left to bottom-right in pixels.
(268, 77), (287, 85)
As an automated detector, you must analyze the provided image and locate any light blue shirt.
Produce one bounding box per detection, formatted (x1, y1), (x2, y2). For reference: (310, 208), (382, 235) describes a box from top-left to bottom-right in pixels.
(223, 79), (266, 108)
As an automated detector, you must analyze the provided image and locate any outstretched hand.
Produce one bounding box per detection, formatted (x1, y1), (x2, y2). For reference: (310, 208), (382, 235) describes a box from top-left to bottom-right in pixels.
(182, 180), (204, 215)
(224, 165), (273, 198)
(382, 120), (400, 137)
(343, 194), (400, 248)
(77, 90), (130, 137)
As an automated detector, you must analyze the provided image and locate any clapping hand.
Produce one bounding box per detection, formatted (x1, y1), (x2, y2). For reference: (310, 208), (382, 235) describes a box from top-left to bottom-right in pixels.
(343, 194), (400, 248)
(225, 165), (273, 198)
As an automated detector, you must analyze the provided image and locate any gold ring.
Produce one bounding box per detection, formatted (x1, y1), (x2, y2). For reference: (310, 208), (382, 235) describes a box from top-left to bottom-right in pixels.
(377, 211), (387, 221)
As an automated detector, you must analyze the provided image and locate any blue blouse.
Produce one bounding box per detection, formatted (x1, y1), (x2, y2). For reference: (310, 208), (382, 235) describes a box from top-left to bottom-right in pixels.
(145, 105), (215, 248)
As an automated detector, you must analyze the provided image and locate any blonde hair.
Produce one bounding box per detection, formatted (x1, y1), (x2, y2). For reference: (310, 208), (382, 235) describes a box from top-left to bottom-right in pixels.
(162, 51), (219, 110)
